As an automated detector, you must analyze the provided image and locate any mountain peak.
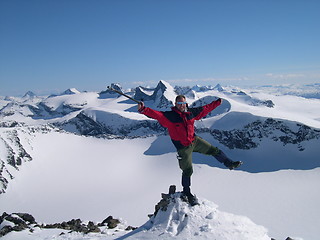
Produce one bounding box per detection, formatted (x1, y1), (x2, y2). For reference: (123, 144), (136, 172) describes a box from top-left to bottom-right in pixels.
(158, 79), (171, 88)
(99, 83), (123, 99)
(190, 83), (223, 92)
(62, 88), (80, 95)
(23, 91), (36, 98)
(122, 185), (271, 240)
(214, 83), (224, 91)
(133, 80), (175, 109)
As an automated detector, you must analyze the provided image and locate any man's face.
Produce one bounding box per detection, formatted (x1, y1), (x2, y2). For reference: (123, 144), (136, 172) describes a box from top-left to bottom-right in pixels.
(175, 97), (187, 112)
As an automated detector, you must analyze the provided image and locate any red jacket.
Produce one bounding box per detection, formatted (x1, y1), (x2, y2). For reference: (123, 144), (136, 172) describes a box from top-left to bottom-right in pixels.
(139, 99), (222, 149)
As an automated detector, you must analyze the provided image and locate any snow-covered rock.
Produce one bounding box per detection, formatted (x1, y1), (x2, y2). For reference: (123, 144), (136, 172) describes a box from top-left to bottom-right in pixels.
(120, 187), (271, 240)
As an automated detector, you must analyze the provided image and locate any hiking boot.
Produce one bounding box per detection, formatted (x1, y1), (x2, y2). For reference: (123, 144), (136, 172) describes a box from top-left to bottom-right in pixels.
(187, 193), (199, 206)
(225, 161), (243, 170)
(215, 150), (242, 170)
(181, 192), (199, 206)
(181, 175), (199, 206)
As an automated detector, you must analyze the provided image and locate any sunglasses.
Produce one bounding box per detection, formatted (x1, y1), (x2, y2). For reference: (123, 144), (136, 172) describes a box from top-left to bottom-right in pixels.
(176, 101), (187, 105)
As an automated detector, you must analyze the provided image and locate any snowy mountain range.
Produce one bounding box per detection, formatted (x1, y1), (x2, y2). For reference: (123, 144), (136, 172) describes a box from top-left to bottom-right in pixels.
(0, 81), (320, 240)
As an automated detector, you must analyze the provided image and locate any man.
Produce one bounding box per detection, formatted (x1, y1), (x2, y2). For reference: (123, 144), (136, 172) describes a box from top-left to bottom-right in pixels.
(138, 95), (242, 205)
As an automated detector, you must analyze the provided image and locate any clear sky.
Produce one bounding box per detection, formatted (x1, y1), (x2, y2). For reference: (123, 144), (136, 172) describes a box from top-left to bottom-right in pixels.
(1, 0), (320, 96)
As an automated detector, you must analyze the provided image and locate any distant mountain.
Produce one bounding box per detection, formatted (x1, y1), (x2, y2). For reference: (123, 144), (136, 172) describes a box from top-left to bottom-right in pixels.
(62, 88), (80, 95)
(134, 80), (174, 109)
(22, 91), (36, 99)
(191, 83), (224, 92)
(99, 83), (123, 99)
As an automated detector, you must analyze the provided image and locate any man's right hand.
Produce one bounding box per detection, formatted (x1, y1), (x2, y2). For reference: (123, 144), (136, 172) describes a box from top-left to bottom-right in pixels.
(138, 101), (145, 111)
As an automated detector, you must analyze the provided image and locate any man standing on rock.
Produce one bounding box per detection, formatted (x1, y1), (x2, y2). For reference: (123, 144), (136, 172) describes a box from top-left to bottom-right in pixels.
(138, 95), (242, 205)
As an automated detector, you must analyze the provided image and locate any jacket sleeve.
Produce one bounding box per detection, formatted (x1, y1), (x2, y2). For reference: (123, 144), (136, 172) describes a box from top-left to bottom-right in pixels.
(193, 98), (222, 120)
(139, 107), (170, 128)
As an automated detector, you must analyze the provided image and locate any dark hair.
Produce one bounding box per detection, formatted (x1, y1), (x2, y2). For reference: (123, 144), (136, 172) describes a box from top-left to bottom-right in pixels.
(175, 95), (186, 102)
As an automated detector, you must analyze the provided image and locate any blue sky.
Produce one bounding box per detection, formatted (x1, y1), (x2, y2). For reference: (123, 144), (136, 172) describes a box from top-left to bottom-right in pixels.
(1, 0), (320, 96)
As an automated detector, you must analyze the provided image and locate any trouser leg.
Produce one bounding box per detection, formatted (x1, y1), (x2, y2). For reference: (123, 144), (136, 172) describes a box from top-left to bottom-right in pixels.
(177, 144), (194, 194)
(177, 136), (223, 177)
(181, 175), (191, 194)
(214, 149), (232, 164)
(177, 144), (194, 177)
(193, 136), (220, 157)
(193, 136), (233, 166)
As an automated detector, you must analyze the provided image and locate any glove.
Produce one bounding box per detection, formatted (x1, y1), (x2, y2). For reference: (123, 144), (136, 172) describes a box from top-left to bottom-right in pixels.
(138, 101), (145, 112)
(216, 98), (223, 103)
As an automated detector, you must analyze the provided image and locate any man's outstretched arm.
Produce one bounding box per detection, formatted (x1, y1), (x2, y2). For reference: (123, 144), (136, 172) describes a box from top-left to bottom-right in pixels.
(137, 102), (170, 128)
(193, 98), (222, 120)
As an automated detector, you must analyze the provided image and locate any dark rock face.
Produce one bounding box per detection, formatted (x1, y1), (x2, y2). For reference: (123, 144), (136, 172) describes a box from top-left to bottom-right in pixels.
(0, 129), (33, 194)
(57, 112), (165, 137)
(29, 102), (82, 120)
(199, 118), (320, 150)
(58, 112), (114, 136)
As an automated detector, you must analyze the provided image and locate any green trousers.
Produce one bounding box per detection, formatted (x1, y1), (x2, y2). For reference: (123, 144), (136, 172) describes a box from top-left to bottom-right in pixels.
(177, 136), (220, 177)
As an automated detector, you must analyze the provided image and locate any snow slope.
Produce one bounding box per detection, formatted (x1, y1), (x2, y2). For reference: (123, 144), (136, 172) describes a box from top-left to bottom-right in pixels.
(0, 132), (319, 239)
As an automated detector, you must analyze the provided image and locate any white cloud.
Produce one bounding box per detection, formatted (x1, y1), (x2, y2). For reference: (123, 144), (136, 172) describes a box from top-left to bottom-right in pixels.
(165, 77), (251, 86)
(265, 73), (304, 79)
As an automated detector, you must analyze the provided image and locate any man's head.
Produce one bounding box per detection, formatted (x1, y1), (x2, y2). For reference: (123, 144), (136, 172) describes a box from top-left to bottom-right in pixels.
(175, 95), (187, 112)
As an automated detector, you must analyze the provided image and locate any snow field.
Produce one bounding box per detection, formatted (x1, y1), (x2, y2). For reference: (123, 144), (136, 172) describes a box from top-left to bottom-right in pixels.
(0, 132), (319, 239)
